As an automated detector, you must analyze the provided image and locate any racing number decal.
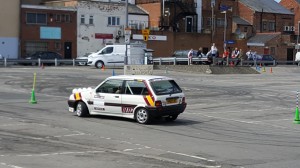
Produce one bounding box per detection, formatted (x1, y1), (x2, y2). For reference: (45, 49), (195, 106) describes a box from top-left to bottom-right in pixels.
(74, 93), (81, 100)
(122, 106), (134, 113)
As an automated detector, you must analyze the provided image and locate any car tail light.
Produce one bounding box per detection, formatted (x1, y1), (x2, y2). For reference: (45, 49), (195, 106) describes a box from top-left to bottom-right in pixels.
(155, 100), (162, 107)
(182, 97), (186, 104)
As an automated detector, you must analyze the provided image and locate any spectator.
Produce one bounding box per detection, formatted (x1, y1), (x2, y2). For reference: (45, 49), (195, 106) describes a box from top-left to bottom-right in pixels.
(246, 49), (255, 60)
(210, 43), (218, 58)
(222, 48), (230, 65)
(197, 47), (205, 57)
(231, 47), (240, 58)
(187, 48), (193, 65)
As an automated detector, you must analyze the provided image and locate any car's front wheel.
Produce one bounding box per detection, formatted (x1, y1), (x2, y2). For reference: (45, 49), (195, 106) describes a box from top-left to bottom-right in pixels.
(135, 108), (151, 124)
(95, 61), (104, 69)
(76, 101), (89, 117)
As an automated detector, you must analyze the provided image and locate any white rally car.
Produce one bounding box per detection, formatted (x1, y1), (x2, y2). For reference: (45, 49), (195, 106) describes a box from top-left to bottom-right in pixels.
(68, 75), (186, 124)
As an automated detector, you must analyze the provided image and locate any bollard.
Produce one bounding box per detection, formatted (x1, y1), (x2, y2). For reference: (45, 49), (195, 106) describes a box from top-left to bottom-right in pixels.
(294, 90), (300, 124)
(4, 58), (7, 67)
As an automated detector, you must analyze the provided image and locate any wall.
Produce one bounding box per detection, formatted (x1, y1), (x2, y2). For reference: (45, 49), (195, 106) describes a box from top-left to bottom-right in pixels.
(0, 0), (20, 58)
(137, 3), (160, 29)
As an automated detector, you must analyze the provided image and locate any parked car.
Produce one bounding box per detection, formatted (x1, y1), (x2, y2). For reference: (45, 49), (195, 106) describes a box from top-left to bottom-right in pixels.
(295, 52), (300, 66)
(21, 51), (63, 66)
(67, 75), (187, 124)
(248, 54), (277, 66)
(76, 52), (93, 66)
(172, 50), (209, 64)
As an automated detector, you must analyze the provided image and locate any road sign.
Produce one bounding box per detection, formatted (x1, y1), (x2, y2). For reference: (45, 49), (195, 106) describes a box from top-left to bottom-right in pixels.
(124, 28), (131, 35)
(226, 40), (235, 44)
(125, 35), (130, 44)
(132, 34), (167, 41)
(142, 29), (150, 35)
(143, 35), (149, 41)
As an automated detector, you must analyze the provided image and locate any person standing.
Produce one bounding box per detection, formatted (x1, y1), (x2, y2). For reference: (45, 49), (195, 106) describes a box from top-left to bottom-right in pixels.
(210, 43), (218, 57)
(222, 48), (230, 65)
(188, 48), (193, 65)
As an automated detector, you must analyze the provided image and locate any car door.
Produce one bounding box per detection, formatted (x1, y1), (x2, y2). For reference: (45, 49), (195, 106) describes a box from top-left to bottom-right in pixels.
(121, 80), (149, 117)
(100, 46), (114, 66)
(93, 79), (123, 115)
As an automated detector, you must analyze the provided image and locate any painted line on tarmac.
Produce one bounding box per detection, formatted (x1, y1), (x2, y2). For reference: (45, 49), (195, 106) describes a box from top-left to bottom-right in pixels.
(16, 150), (105, 157)
(0, 162), (23, 168)
(194, 113), (300, 131)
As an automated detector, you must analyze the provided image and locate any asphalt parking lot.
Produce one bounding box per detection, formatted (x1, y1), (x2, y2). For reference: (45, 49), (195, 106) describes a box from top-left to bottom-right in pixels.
(1, 66), (300, 168)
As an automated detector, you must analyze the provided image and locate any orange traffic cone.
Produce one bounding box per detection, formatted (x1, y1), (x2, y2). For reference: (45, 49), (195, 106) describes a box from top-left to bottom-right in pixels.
(101, 65), (105, 71)
(41, 63), (44, 69)
(270, 67), (273, 73)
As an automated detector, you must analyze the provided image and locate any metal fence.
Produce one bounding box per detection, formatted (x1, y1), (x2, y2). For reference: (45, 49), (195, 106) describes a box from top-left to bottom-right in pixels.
(0, 58), (87, 67)
(152, 57), (299, 66)
(0, 58), (299, 67)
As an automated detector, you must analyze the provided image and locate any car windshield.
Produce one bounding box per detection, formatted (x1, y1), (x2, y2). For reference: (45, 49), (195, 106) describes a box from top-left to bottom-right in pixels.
(150, 80), (182, 95)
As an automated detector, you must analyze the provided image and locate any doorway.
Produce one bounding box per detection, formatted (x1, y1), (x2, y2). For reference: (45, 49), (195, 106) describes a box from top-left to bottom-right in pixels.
(186, 16), (193, 33)
(287, 48), (294, 64)
(64, 42), (72, 59)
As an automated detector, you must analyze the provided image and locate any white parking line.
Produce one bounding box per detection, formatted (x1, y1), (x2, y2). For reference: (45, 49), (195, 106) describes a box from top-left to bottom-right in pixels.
(0, 162), (24, 168)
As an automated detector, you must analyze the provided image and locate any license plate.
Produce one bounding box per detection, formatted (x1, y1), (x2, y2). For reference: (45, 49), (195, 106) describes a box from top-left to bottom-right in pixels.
(166, 98), (178, 104)
(69, 107), (74, 112)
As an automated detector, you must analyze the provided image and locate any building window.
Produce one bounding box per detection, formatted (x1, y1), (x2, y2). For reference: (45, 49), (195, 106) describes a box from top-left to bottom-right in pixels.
(55, 42), (61, 51)
(270, 47), (275, 55)
(24, 41), (48, 56)
(216, 18), (225, 27)
(26, 13), (47, 24)
(89, 15), (94, 25)
(65, 14), (70, 22)
(269, 22), (275, 31)
(263, 21), (267, 30)
(80, 15), (85, 24)
(61, 14), (65, 22)
(206, 17), (212, 27)
(108, 16), (120, 26)
(243, 26), (248, 32)
(56, 14), (61, 22)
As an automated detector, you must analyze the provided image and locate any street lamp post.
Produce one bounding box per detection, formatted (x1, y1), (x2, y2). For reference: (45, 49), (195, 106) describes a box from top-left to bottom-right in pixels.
(222, 10), (228, 65)
(125, 0), (128, 65)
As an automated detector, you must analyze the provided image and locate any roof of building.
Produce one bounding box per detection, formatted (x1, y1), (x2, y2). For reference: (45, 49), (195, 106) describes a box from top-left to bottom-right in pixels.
(232, 16), (251, 25)
(129, 4), (148, 15)
(247, 32), (281, 46)
(239, 0), (293, 15)
(22, 4), (77, 11)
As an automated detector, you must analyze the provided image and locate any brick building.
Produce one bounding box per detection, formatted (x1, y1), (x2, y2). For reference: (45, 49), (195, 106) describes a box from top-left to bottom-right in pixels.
(20, 4), (77, 59)
(238, 0), (295, 61)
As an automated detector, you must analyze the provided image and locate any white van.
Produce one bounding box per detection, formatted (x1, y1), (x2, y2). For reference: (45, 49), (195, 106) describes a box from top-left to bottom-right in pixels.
(87, 45), (129, 68)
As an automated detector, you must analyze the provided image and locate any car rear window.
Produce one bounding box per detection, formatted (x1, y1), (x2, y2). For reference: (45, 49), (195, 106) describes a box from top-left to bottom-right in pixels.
(150, 80), (182, 95)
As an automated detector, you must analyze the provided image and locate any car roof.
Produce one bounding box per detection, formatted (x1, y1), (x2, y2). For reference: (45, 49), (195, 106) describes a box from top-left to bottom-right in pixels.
(107, 75), (173, 81)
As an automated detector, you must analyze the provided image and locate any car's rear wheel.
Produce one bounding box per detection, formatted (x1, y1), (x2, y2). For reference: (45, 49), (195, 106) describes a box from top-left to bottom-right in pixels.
(165, 115), (178, 122)
(95, 61), (104, 69)
(135, 108), (151, 124)
(76, 101), (89, 117)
